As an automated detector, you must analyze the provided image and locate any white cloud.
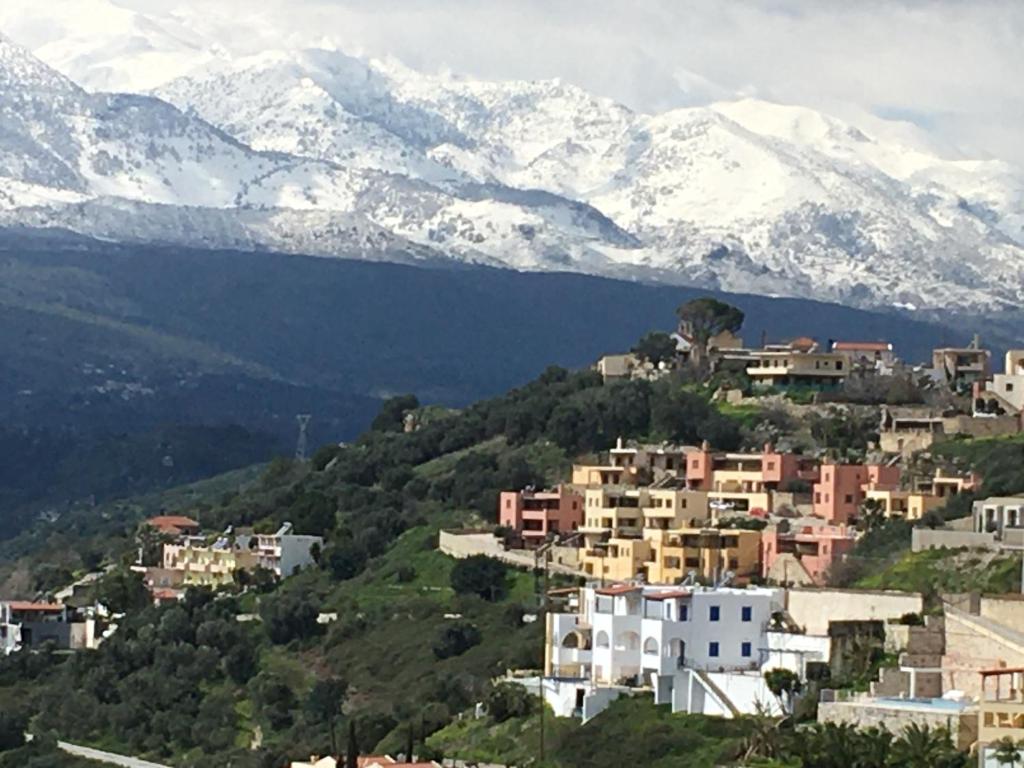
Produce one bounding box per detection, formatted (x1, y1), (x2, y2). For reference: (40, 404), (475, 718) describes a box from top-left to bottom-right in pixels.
(9, 0), (1024, 163)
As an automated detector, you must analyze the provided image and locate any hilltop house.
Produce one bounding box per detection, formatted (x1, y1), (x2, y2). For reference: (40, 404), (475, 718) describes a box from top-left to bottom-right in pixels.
(831, 340), (896, 370)
(0, 601), (108, 656)
(976, 349), (1024, 417)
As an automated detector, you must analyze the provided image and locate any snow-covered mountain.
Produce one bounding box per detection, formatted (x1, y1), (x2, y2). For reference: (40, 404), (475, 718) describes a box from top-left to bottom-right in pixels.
(1, 20), (1022, 315)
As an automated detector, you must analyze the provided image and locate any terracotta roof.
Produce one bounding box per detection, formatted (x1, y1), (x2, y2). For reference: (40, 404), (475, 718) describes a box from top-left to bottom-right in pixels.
(595, 584), (642, 596)
(5, 601), (64, 612)
(147, 515), (200, 532)
(832, 341), (892, 352)
(358, 759), (395, 768)
(788, 336), (818, 351)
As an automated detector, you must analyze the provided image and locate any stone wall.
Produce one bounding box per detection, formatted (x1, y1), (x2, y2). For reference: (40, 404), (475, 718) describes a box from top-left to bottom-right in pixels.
(818, 699), (977, 750)
(912, 529), (997, 552)
(438, 530), (584, 576)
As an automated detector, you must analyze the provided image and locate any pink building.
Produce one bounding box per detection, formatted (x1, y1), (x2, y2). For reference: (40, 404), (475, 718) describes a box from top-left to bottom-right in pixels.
(761, 523), (857, 586)
(813, 462), (900, 523)
(498, 485), (583, 546)
(685, 442), (818, 499)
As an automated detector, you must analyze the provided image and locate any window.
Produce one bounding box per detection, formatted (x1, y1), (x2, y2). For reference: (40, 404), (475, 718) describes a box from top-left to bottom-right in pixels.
(741, 606), (752, 622)
(1008, 383), (1015, 392)
(767, 461), (776, 470)
(680, 604), (689, 621)
(741, 642), (752, 658)
(692, 460), (699, 469)
(844, 494), (854, 504)
(836, 361), (844, 370)
(709, 606), (720, 622)
(709, 642), (719, 657)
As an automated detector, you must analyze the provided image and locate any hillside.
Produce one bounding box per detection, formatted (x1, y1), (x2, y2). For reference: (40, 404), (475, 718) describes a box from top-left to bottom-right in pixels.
(0, 229), (980, 543)
(0, 368), (764, 767)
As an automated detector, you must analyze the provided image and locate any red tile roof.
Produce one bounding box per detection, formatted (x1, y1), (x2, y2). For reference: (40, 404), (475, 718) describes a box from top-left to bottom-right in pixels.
(832, 341), (892, 351)
(595, 584), (642, 596)
(6, 601), (64, 612)
(147, 515), (200, 533)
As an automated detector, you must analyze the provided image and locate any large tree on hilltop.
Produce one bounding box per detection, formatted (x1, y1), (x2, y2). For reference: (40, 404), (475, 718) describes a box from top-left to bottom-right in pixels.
(675, 297), (744, 361)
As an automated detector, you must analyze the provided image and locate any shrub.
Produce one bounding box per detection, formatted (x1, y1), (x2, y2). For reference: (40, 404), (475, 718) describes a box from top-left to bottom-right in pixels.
(450, 556), (508, 601)
(433, 622), (482, 660)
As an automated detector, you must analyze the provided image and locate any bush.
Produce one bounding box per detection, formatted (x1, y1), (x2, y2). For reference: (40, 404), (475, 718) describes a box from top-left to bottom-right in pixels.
(433, 622), (482, 660)
(450, 556), (508, 601)
(485, 682), (535, 723)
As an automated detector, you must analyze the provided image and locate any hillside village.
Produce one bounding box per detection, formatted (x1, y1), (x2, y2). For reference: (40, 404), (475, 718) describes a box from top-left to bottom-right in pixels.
(3, 298), (1024, 768)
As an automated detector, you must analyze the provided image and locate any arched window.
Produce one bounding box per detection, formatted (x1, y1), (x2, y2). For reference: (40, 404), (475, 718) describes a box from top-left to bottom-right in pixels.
(616, 630), (640, 651)
(595, 631), (610, 649)
(643, 637), (659, 655)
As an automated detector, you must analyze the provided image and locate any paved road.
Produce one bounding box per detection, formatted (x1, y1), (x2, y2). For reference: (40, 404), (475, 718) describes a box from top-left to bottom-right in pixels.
(58, 741), (172, 768)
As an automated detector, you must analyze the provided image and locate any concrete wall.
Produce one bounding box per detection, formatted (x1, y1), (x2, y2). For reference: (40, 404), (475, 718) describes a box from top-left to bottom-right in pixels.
(979, 595), (1024, 635)
(818, 700), (977, 750)
(438, 531), (584, 576)
(942, 608), (1024, 698)
(911, 529), (997, 552)
(786, 588), (923, 636)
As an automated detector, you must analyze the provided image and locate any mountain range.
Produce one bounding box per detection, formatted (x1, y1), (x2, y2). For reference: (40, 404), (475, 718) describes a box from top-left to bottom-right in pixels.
(0, 8), (1022, 321)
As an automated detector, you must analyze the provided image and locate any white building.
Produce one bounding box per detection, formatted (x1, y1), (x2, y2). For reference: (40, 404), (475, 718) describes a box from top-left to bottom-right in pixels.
(543, 583), (816, 721)
(248, 523), (323, 578)
(973, 497), (1024, 536)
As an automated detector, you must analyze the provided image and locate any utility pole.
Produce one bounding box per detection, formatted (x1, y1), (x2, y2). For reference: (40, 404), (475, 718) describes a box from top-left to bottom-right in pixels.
(295, 414), (312, 461)
(536, 543), (551, 765)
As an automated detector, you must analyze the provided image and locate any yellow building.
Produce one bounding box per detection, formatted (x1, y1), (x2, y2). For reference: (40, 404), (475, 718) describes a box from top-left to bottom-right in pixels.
(162, 543), (258, 587)
(578, 486), (751, 583)
(863, 487), (944, 521)
(645, 528), (762, 585)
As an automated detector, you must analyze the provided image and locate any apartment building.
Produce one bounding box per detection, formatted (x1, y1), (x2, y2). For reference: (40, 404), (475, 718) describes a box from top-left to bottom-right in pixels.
(163, 523), (322, 587)
(571, 463), (637, 487)
(862, 487), (943, 521)
(645, 528), (761, 585)
(498, 485), (583, 546)
(813, 462), (900, 524)
(761, 523), (857, 586)
(686, 442), (818, 517)
(579, 487), (709, 581)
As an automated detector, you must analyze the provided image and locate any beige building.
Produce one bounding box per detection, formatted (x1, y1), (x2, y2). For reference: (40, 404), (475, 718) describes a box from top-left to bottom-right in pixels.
(162, 542), (258, 587)
(863, 487), (943, 521)
(571, 463), (637, 487)
(745, 342), (848, 390)
(978, 349), (1024, 416)
(645, 527), (761, 585)
(933, 337), (990, 392)
(579, 486), (723, 582)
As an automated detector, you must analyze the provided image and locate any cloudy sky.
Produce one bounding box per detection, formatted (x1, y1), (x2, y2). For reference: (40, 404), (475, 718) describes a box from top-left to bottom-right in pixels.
(6, 0), (1024, 164)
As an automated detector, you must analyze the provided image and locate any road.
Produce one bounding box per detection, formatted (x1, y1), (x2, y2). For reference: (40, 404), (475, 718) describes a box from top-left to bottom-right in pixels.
(58, 741), (172, 768)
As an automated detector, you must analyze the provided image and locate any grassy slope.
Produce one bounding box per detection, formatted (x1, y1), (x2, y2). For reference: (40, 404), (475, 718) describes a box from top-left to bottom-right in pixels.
(852, 434), (1024, 595)
(428, 696), (752, 768)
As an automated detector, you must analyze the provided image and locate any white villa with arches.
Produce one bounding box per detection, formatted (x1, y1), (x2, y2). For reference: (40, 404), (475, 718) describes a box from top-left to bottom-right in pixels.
(542, 582), (810, 720)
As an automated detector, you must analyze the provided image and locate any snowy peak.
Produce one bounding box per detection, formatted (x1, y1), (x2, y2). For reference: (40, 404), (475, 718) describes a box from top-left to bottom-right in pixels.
(0, 23), (1022, 315)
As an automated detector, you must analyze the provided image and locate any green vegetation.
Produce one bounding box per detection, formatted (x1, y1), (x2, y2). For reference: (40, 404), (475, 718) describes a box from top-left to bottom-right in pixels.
(855, 548), (1022, 595)
(428, 696), (753, 768)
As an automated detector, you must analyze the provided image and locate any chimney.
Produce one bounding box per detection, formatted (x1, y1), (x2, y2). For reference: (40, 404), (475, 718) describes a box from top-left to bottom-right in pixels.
(616, 436), (624, 450)
(763, 441), (774, 454)
(701, 440), (711, 451)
